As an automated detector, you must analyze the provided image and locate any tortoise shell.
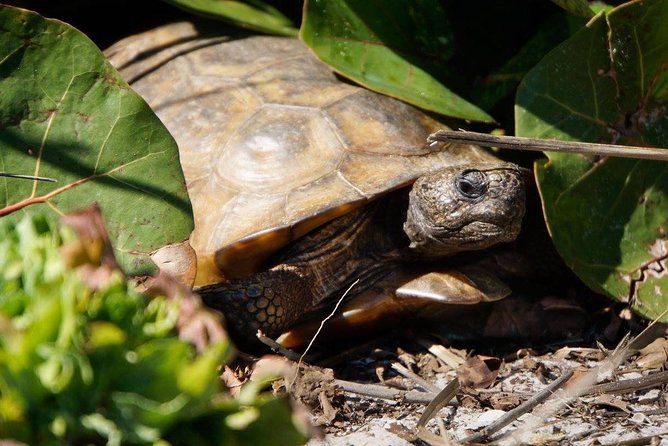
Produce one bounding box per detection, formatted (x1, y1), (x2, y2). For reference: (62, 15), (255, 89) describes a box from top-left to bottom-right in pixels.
(107, 22), (497, 286)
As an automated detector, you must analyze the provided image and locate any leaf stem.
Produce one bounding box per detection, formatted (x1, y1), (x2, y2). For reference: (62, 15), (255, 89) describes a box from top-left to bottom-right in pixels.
(0, 175), (96, 217)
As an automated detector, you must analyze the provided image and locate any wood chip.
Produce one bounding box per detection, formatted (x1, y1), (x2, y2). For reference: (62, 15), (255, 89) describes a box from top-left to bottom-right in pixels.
(417, 339), (467, 369)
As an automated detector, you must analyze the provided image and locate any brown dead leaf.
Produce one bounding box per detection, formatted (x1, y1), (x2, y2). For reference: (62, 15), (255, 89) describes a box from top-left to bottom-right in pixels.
(554, 347), (605, 362)
(286, 364), (337, 412)
(397, 349), (417, 368)
(489, 392), (522, 410)
(252, 355), (298, 383)
(564, 366), (595, 389)
(474, 391), (522, 410)
(61, 204), (118, 268)
(636, 337), (668, 369)
(149, 239), (197, 287)
(375, 365), (386, 383)
(61, 204), (121, 290)
(221, 365), (244, 397)
(317, 390), (338, 425)
(590, 394), (630, 413)
(457, 355), (501, 390)
(457, 393), (481, 409)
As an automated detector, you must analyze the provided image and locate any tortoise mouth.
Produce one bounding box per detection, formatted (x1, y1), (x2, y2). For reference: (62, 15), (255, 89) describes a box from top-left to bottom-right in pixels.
(411, 218), (523, 257)
(445, 219), (523, 249)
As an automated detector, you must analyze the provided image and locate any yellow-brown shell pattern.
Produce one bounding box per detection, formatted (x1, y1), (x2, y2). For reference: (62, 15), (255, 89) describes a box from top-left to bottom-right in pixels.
(108, 23), (497, 285)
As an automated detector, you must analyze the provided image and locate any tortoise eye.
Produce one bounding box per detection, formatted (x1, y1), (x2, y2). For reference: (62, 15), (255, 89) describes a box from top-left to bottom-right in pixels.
(456, 170), (486, 199)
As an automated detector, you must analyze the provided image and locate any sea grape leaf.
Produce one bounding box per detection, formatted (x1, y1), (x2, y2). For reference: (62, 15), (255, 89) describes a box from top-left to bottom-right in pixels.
(301, 0), (494, 122)
(0, 6), (193, 276)
(162, 0), (297, 36)
(551, 0), (595, 18)
(516, 0), (668, 321)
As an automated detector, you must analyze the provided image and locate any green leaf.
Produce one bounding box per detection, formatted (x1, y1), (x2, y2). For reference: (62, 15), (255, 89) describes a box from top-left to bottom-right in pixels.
(178, 342), (229, 397)
(551, 0), (595, 18)
(301, 0), (494, 122)
(162, 0), (297, 36)
(516, 0), (668, 321)
(0, 6), (193, 276)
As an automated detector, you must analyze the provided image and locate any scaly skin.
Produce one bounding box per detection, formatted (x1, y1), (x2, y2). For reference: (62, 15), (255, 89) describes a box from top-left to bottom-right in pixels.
(200, 202), (402, 339)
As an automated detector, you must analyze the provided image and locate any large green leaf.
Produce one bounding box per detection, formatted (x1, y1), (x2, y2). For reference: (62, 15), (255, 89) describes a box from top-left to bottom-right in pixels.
(551, 0), (595, 18)
(301, 0), (493, 122)
(0, 6), (193, 276)
(162, 0), (297, 36)
(516, 0), (668, 321)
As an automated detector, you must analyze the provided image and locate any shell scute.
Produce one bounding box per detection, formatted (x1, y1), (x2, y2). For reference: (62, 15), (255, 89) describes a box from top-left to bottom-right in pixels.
(109, 23), (496, 285)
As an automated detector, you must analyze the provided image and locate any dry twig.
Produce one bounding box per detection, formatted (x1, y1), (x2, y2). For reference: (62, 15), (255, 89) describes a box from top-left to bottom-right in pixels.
(256, 331), (302, 362)
(391, 362), (443, 394)
(334, 379), (437, 404)
(461, 369), (574, 444)
(417, 378), (460, 428)
(598, 432), (668, 446)
(583, 370), (668, 396)
(416, 338), (466, 369)
(429, 130), (668, 161)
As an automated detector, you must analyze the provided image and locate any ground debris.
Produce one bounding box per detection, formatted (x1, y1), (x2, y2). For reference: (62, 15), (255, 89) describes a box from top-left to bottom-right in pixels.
(296, 324), (668, 445)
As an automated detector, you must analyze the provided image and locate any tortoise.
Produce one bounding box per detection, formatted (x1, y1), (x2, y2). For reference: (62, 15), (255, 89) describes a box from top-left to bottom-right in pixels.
(106, 22), (526, 345)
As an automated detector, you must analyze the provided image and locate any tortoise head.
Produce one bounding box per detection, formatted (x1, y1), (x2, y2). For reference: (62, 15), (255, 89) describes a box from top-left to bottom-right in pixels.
(404, 162), (526, 256)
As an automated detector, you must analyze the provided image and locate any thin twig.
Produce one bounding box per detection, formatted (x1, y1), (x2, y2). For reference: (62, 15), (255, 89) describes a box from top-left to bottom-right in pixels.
(598, 432), (668, 446)
(583, 370), (668, 396)
(429, 130), (668, 161)
(256, 331), (302, 362)
(462, 369), (574, 444)
(334, 379), (437, 404)
(0, 172), (57, 182)
(417, 378), (460, 428)
(299, 279), (359, 365)
(391, 362), (442, 394)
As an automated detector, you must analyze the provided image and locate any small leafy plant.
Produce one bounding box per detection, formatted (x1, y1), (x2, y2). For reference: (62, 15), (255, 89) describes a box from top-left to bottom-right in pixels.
(0, 213), (307, 445)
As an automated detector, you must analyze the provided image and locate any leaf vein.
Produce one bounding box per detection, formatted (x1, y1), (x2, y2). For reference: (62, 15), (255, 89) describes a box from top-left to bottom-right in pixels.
(94, 96), (122, 174)
(534, 92), (608, 126)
